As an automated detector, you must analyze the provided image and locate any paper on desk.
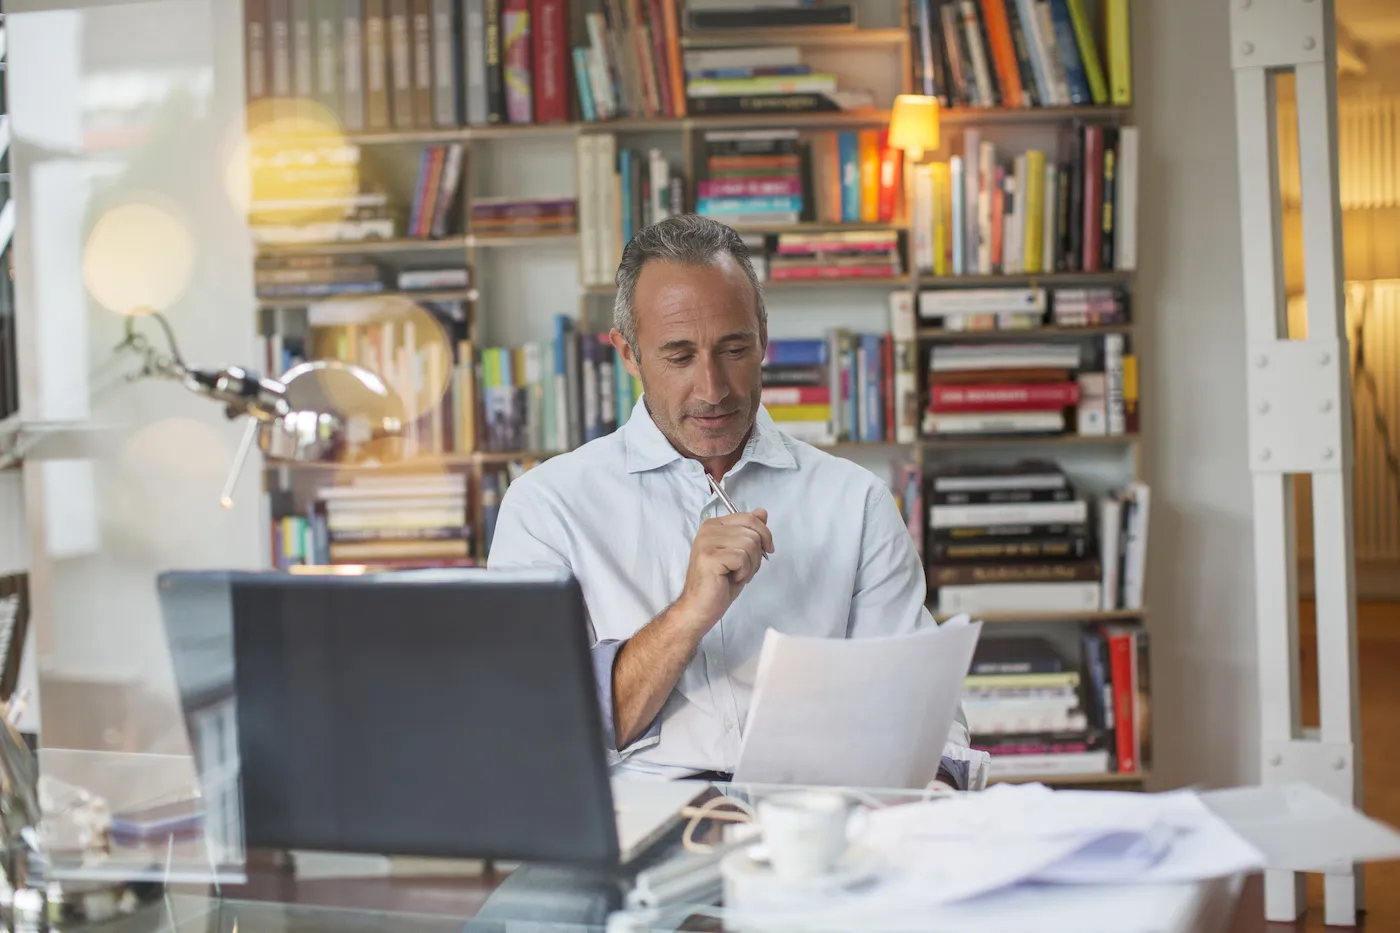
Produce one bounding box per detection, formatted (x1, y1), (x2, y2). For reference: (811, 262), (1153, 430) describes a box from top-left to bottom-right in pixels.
(733, 616), (981, 789)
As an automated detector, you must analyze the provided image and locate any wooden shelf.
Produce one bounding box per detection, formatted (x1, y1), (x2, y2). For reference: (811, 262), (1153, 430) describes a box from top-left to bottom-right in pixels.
(256, 237), (468, 257)
(687, 109), (893, 131)
(681, 27), (907, 48)
(257, 288), (476, 309)
(990, 771), (1150, 786)
(917, 324), (1134, 341)
(939, 105), (1133, 126)
(918, 271), (1133, 288)
(922, 433), (1140, 450)
(731, 221), (904, 234)
(933, 609), (1147, 623)
(466, 231), (579, 247)
(465, 122), (577, 141)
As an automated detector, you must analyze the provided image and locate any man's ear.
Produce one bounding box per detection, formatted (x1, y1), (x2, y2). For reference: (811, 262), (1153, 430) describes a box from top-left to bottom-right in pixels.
(609, 329), (642, 380)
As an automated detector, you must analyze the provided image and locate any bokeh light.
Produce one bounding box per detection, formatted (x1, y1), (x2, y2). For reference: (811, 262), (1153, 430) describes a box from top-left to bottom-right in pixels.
(82, 197), (195, 316)
(230, 98), (359, 226)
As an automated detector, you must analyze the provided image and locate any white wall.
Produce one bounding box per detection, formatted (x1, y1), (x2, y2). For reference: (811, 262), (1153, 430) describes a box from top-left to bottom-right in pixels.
(9, 0), (262, 755)
(1136, 0), (1261, 788)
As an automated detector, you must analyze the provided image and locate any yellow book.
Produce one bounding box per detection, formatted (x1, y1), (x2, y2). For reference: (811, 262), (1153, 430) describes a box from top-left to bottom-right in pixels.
(765, 403), (832, 422)
(457, 340), (476, 453)
(1024, 150), (1046, 273)
(1105, 0), (1131, 105)
(931, 161), (951, 277)
(858, 130), (880, 223)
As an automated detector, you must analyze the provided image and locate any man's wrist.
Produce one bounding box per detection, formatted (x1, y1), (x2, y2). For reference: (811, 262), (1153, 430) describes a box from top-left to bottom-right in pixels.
(665, 596), (716, 643)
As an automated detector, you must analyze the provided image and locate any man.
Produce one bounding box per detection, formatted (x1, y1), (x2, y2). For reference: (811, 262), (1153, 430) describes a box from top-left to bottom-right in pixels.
(488, 214), (981, 788)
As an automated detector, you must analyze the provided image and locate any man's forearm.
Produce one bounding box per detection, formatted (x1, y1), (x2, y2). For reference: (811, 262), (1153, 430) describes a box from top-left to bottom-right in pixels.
(611, 602), (709, 750)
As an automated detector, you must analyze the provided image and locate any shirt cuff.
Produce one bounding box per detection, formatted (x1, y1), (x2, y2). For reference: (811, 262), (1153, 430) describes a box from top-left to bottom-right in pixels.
(591, 639), (662, 765)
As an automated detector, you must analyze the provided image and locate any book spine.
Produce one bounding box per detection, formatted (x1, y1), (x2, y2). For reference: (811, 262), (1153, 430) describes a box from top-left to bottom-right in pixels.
(533, 0), (569, 122)
(431, 0), (459, 126)
(484, 0), (505, 122)
(930, 534), (1089, 561)
(572, 48), (597, 121)
(246, 0), (270, 108)
(1048, 0), (1091, 104)
(269, 0), (293, 116)
(502, 0), (533, 123)
(339, 0), (365, 130)
(978, 0), (1022, 107)
(1100, 126), (1118, 270)
(1106, 0), (1131, 104)
(364, 0), (391, 128)
(930, 560), (1101, 587)
(430, 142), (465, 238)
(292, 0), (315, 117)
(1105, 628), (1137, 772)
(412, 0), (436, 128)
(463, 0), (490, 123)
(389, 0), (415, 127)
(660, 0), (686, 116)
(877, 132), (900, 223)
(1064, 0), (1107, 103)
(1105, 333), (1126, 435)
(313, 0), (340, 118)
(1081, 125), (1103, 271)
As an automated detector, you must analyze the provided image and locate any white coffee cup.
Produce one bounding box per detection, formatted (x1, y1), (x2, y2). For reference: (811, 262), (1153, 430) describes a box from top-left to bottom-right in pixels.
(756, 790), (853, 880)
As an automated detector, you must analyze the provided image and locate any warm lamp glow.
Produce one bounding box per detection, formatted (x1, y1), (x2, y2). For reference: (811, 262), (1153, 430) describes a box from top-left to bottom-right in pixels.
(888, 94), (941, 161)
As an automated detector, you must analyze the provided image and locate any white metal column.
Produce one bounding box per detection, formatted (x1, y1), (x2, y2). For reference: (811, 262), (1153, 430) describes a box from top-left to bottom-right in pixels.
(1231, 0), (1363, 926)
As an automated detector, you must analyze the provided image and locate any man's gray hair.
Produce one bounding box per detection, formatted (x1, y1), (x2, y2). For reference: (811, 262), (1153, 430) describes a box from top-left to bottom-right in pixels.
(612, 214), (766, 348)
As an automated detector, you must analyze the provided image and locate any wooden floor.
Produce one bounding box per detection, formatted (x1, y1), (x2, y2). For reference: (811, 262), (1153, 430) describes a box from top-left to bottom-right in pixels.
(1229, 600), (1400, 932)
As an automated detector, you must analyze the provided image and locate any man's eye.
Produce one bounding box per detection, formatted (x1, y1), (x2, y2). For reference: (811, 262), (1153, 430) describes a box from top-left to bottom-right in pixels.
(668, 355), (693, 366)
(726, 346), (750, 358)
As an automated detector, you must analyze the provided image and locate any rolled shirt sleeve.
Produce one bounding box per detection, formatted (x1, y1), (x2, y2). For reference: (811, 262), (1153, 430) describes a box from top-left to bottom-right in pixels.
(592, 639), (662, 764)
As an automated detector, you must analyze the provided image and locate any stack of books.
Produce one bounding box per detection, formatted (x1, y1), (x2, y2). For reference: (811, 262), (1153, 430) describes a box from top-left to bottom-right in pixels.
(1052, 286), (1129, 327)
(908, 0), (1131, 110)
(576, 136), (685, 287)
(907, 127), (1139, 276)
(1079, 622), (1152, 776)
(255, 255), (387, 300)
(682, 43), (850, 117)
(405, 144), (466, 239)
(696, 131), (803, 226)
(571, 0), (686, 122)
(272, 473), (471, 568)
(966, 635), (1112, 780)
(769, 231), (903, 282)
(919, 286), (1129, 332)
(476, 316), (644, 454)
(469, 197), (578, 238)
(249, 145), (395, 246)
(761, 339), (834, 445)
(923, 341), (1083, 437)
(927, 461), (1098, 615)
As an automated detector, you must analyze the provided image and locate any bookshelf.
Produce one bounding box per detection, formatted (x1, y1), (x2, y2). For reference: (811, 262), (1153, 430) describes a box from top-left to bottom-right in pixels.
(245, 0), (1145, 788)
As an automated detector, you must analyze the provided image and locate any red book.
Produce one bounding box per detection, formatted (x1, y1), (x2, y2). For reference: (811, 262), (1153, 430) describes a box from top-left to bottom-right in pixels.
(647, 0), (674, 116)
(1082, 126), (1105, 271)
(761, 386), (831, 405)
(531, 0), (569, 122)
(1104, 626), (1137, 773)
(930, 382), (1080, 412)
(877, 131), (902, 223)
(767, 265), (900, 280)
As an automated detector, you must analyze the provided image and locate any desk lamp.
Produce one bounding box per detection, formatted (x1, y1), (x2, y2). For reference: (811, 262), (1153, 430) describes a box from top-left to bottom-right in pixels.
(888, 93), (941, 164)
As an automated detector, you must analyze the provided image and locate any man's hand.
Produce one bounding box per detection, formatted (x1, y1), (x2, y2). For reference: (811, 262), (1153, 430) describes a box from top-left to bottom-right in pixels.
(673, 508), (774, 635)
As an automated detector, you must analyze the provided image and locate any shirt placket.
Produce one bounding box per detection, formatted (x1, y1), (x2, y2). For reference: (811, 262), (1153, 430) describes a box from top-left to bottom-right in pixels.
(700, 469), (747, 766)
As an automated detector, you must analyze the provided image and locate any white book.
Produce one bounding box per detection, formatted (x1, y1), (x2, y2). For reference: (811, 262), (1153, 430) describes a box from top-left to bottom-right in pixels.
(951, 155), (966, 276)
(681, 46), (802, 73)
(1015, 0), (1056, 105)
(1115, 127), (1139, 271)
(1105, 333), (1127, 435)
(988, 750), (1111, 778)
(595, 133), (619, 276)
(930, 499), (1088, 529)
(924, 411), (1066, 435)
(648, 149), (670, 223)
(889, 292), (918, 444)
(912, 162), (935, 272)
(585, 14), (617, 120)
(920, 287), (1046, 316)
(774, 421), (836, 446)
(1099, 494), (1124, 610)
(934, 472), (1066, 493)
(1042, 161), (1059, 271)
(968, 708), (1089, 736)
(936, 581), (1103, 614)
(977, 140), (995, 274)
(1121, 482), (1151, 610)
(964, 130), (981, 273)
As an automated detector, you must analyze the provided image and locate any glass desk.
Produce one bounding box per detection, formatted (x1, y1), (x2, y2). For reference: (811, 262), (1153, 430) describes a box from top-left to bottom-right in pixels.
(36, 781), (1246, 933)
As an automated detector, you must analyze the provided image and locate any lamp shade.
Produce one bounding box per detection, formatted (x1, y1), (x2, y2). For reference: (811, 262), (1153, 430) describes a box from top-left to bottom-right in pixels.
(888, 94), (941, 161)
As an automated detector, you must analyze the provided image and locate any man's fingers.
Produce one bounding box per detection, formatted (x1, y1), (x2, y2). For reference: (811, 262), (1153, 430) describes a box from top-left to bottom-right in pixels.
(712, 511), (775, 555)
(719, 547), (760, 586)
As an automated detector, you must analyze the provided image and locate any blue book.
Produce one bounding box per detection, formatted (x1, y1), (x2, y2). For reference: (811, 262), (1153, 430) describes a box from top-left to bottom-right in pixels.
(763, 339), (828, 366)
(553, 314), (572, 451)
(1049, 0), (1093, 105)
(697, 196), (802, 215)
(837, 132), (860, 222)
(1014, 0), (1053, 105)
(572, 48), (597, 122)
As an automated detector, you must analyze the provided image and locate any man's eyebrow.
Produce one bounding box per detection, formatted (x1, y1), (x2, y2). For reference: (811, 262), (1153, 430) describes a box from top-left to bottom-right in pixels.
(716, 331), (756, 344)
(658, 338), (697, 353)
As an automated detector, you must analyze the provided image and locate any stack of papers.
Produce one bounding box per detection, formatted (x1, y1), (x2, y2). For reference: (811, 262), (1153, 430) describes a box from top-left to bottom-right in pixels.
(719, 782), (1400, 933)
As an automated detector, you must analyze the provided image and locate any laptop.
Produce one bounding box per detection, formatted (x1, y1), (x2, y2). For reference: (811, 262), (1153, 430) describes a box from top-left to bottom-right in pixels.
(158, 569), (703, 869)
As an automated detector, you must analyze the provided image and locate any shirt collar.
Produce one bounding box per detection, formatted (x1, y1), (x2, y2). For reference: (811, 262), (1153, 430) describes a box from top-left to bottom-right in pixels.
(623, 397), (799, 474)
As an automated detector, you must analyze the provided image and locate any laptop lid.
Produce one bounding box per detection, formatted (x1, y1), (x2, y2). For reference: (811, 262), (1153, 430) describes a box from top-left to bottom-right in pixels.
(158, 569), (621, 867)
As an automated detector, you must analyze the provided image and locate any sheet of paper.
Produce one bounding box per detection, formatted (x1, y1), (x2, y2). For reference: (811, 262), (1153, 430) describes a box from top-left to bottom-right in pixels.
(733, 617), (982, 789)
(1201, 781), (1400, 871)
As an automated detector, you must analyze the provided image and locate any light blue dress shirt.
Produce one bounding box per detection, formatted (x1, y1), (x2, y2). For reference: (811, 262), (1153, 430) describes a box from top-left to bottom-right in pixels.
(487, 398), (980, 787)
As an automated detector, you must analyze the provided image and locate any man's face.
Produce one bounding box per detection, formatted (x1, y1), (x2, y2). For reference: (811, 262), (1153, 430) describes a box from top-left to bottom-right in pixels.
(612, 255), (765, 463)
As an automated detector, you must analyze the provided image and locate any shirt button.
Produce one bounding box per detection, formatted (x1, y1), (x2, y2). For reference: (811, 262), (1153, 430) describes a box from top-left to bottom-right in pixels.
(724, 718), (734, 731)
